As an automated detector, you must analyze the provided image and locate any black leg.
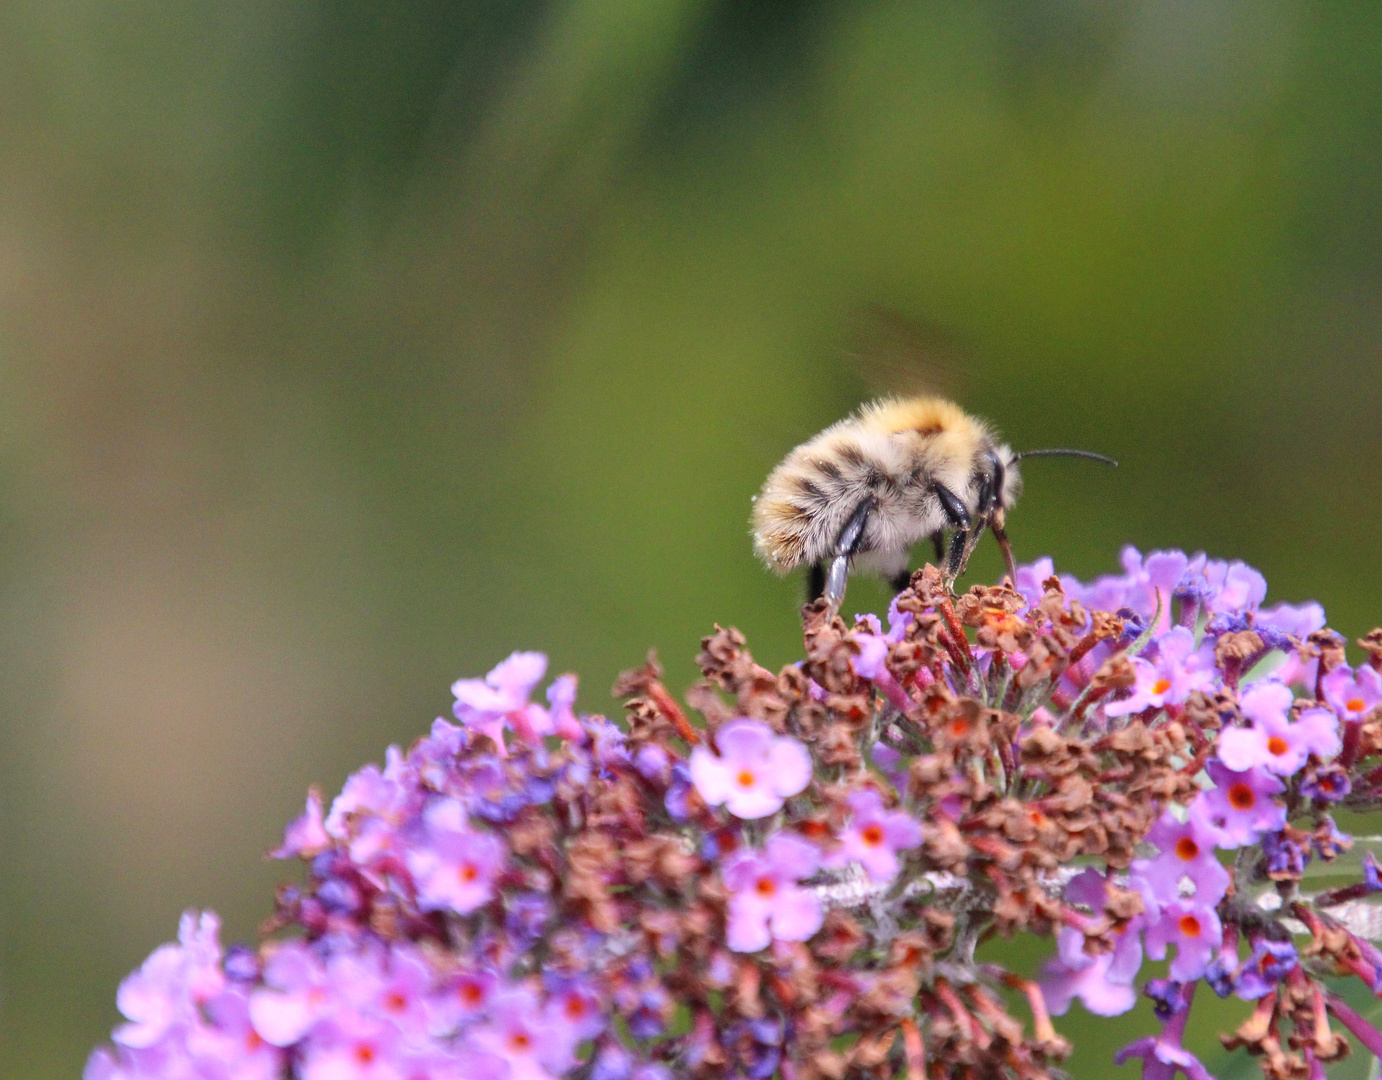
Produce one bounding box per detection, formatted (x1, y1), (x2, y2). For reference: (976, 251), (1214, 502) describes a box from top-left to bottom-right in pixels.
(808, 562), (825, 603)
(823, 496), (876, 612)
(889, 569), (912, 594)
(933, 482), (971, 530)
(945, 529), (969, 579)
(929, 532), (945, 565)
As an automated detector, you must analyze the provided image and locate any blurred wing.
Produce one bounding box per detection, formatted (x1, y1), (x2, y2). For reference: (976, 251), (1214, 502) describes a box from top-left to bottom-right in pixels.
(842, 306), (970, 402)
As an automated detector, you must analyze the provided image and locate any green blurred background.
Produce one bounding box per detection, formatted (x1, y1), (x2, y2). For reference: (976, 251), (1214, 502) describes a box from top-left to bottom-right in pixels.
(2, 1), (1381, 1076)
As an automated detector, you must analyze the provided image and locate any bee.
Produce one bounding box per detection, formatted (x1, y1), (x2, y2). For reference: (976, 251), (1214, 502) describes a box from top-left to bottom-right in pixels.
(751, 396), (1115, 612)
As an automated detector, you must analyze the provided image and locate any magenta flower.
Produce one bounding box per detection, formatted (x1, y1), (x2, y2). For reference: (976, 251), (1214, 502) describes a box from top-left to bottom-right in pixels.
(1104, 627), (1215, 717)
(1322, 664), (1382, 723)
(689, 719), (811, 819)
(1145, 900), (1223, 982)
(1130, 807), (1229, 907)
(452, 651), (553, 752)
(721, 832), (823, 952)
(1193, 556), (1268, 617)
(822, 789), (922, 884)
(1219, 681), (1339, 776)
(404, 798), (506, 914)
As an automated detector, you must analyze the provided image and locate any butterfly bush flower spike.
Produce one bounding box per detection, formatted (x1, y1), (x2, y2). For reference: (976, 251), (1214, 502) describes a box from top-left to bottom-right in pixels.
(88, 548), (1382, 1080)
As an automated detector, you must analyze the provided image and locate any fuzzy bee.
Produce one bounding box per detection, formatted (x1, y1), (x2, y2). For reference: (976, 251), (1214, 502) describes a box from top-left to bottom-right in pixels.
(751, 396), (1114, 612)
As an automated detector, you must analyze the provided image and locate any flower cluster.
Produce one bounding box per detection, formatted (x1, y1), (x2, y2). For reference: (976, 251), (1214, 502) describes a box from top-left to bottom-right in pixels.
(88, 548), (1382, 1080)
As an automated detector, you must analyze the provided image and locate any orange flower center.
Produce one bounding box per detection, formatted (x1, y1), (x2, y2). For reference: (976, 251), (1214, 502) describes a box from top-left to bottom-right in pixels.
(1228, 782), (1256, 811)
(1152, 679), (1172, 695)
(355, 1044), (378, 1065)
(756, 877), (777, 898)
(737, 769), (757, 788)
(861, 824), (885, 847)
(384, 991), (407, 1013)
(1175, 836), (1200, 861)
(459, 983), (483, 1007)
(459, 864), (479, 883)
(1348, 698), (1366, 713)
(1266, 735), (1289, 757)
(509, 1032), (532, 1053)
(1178, 914), (1202, 938)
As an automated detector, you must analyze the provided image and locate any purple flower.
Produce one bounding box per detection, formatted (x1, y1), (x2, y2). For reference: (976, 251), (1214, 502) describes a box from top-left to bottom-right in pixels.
(822, 789), (922, 884)
(274, 789), (331, 859)
(1041, 870), (1144, 1018)
(1190, 555), (1267, 617)
(404, 798), (506, 914)
(1300, 762), (1351, 803)
(1104, 627), (1214, 717)
(111, 911), (225, 1051)
(546, 673), (582, 741)
(689, 719), (812, 819)
(1218, 682), (1339, 776)
(470, 988), (574, 1080)
(721, 833), (823, 952)
(1322, 664), (1382, 722)
(452, 651), (553, 753)
(1234, 939), (1298, 1000)
(298, 1010), (402, 1080)
(1145, 900), (1222, 982)
(1198, 761), (1286, 848)
(248, 941), (333, 1047)
(1116, 983), (1215, 1080)
(1130, 807), (1229, 907)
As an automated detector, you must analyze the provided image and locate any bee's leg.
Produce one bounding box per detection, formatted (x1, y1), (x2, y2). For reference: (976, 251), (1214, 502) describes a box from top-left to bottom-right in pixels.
(991, 512), (1018, 586)
(944, 530), (970, 581)
(807, 562), (826, 603)
(823, 496), (875, 613)
(928, 532), (945, 566)
(933, 483), (971, 531)
(889, 569), (912, 595)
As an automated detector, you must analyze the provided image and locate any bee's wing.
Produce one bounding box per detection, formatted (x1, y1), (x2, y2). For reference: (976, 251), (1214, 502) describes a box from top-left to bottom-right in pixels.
(842, 306), (971, 403)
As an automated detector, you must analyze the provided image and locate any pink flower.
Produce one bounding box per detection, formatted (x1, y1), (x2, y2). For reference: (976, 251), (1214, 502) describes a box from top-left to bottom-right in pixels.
(1145, 900), (1223, 982)
(1219, 681), (1339, 776)
(273, 788), (330, 859)
(114, 911), (225, 1050)
(1198, 762), (1286, 848)
(405, 798), (506, 915)
(721, 833), (824, 952)
(1130, 807), (1229, 907)
(249, 941), (334, 1047)
(1322, 664), (1382, 722)
(689, 719), (811, 819)
(1104, 627), (1214, 717)
(1040, 871), (1145, 1018)
(822, 789), (922, 884)
(452, 652), (553, 753)
(469, 988), (572, 1080)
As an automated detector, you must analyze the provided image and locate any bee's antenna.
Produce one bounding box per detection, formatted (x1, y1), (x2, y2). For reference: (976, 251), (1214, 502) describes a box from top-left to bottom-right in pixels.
(1014, 448), (1118, 467)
